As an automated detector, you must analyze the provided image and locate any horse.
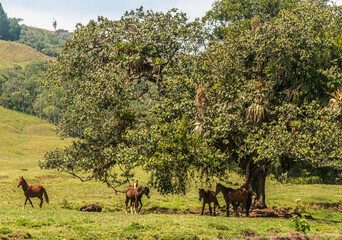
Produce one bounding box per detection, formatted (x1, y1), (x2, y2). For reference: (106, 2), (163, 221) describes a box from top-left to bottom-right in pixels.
(125, 186), (150, 214)
(240, 179), (256, 209)
(215, 183), (251, 217)
(17, 176), (49, 209)
(199, 188), (220, 216)
(79, 204), (102, 212)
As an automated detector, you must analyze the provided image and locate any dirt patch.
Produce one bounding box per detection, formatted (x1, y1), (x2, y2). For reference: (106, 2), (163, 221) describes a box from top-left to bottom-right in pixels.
(1, 231), (32, 239)
(267, 232), (320, 240)
(307, 201), (341, 212)
(241, 229), (258, 238)
(0, 176), (9, 180)
(33, 175), (60, 181)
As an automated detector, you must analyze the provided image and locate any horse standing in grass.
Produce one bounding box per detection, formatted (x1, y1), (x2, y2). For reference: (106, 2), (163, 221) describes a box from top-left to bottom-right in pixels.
(17, 176), (49, 209)
(199, 189), (220, 216)
(215, 183), (251, 217)
(125, 186), (150, 214)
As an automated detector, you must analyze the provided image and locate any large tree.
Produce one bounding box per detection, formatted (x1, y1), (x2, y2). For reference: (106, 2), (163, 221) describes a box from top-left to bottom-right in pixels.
(41, 8), (203, 190)
(196, 1), (342, 207)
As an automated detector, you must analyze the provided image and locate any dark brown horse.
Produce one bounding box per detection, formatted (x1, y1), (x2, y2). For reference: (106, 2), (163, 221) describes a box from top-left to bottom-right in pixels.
(17, 176), (49, 209)
(79, 204), (102, 212)
(215, 183), (251, 217)
(199, 189), (220, 216)
(125, 186), (150, 214)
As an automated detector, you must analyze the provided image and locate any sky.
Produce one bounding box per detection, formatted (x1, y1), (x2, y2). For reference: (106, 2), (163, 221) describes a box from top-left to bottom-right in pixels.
(0, 0), (217, 32)
(1, 0), (342, 32)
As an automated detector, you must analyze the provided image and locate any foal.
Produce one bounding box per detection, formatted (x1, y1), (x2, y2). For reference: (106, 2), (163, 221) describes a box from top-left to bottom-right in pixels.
(125, 186), (150, 214)
(199, 189), (220, 216)
(17, 176), (49, 209)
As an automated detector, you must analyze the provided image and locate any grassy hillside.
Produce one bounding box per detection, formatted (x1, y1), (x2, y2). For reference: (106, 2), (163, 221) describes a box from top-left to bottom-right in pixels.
(0, 106), (341, 239)
(0, 40), (53, 69)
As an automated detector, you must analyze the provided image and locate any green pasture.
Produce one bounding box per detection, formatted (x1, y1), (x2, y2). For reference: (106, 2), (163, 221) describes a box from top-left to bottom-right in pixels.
(0, 40), (52, 69)
(0, 106), (341, 239)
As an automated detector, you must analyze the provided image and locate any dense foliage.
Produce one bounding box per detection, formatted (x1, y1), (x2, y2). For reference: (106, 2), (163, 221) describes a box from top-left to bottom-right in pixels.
(41, 1), (342, 206)
(41, 8), (203, 190)
(0, 62), (64, 124)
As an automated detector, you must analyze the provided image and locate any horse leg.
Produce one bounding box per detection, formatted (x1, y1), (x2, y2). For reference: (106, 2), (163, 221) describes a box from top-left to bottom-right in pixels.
(39, 197), (43, 208)
(226, 202), (230, 217)
(28, 198), (34, 208)
(213, 202), (216, 216)
(134, 199), (138, 214)
(23, 198), (28, 209)
(125, 197), (129, 213)
(138, 199), (142, 212)
(130, 200), (134, 214)
(209, 203), (212, 216)
(234, 202), (240, 217)
(201, 202), (205, 215)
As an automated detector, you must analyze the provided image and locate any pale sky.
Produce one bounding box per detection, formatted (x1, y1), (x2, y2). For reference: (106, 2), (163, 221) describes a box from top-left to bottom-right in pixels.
(1, 0), (342, 32)
(0, 0), (217, 32)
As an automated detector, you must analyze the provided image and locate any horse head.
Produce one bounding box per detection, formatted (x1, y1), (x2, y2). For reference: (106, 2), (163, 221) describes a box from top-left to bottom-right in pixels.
(17, 176), (24, 188)
(240, 179), (251, 190)
(133, 180), (138, 189)
(215, 183), (223, 195)
(198, 188), (205, 201)
(144, 186), (150, 199)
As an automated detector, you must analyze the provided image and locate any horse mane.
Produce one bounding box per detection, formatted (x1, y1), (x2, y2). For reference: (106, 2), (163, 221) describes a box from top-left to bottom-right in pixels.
(218, 183), (233, 192)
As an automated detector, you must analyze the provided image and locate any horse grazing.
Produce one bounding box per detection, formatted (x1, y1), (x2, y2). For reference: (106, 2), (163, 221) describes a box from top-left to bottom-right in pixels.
(215, 183), (251, 217)
(17, 176), (49, 209)
(199, 189), (220, 216)
(125, 186), (150, 214)
(79, 204), (102, 212)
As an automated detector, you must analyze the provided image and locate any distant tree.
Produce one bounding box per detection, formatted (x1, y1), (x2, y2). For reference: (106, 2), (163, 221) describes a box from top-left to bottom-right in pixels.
(8, 18), (22, 40)
(0, 3), (10, 40)
(53, 19), (57, 31)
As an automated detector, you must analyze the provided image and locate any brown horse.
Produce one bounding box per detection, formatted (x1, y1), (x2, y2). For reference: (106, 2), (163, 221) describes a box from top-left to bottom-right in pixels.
(79, 204), (102, 212)
(17, 176), (49, 209)
(215, 183), (251, 217)
(199, 189), (220, 216)
(125, 186), (150, 214)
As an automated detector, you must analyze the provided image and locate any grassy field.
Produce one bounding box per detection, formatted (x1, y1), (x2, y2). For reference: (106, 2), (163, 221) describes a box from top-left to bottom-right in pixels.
(0, 40), (52, 69)
(0, 106), (341, 239)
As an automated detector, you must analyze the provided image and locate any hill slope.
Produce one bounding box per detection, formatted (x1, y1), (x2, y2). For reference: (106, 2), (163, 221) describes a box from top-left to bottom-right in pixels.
(0, 106), (70, 170)
(0, 40), (53, 69)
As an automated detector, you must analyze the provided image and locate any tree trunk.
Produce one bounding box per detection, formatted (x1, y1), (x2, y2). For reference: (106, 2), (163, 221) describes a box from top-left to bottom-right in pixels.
(249, 167), (267, 209)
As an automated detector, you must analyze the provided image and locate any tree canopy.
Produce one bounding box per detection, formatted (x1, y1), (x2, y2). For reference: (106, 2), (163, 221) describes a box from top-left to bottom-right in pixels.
(41, 1), (342, 206)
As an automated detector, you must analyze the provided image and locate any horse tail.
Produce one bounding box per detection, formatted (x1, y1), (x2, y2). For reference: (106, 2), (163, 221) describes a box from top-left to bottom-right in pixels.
(43, 188), (49, 204)
(246, 191), (252, 216)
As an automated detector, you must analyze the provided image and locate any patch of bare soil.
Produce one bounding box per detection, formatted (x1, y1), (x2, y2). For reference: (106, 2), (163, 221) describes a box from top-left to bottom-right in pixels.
(307, 201), (342, 212)
(145, 205), (342, 224)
